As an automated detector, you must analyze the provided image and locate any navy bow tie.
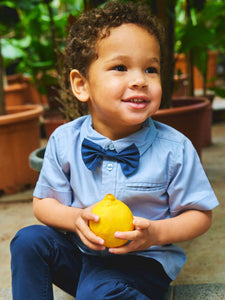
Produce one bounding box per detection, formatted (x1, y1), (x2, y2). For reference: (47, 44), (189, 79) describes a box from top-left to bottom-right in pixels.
(81, 138), (140, 176)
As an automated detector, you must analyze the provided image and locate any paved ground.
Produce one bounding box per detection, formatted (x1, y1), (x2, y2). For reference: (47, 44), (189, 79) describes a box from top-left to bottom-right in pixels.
(0, 99), (225, 299)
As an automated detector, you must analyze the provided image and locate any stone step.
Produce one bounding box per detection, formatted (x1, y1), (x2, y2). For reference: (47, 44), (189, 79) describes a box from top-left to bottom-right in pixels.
(0, 286), (74, 300)
(164, 283), (225, 300)
(2, 283), (225, 299)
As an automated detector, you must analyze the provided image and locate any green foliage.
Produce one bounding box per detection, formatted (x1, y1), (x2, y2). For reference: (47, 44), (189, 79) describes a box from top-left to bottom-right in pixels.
(1, 0), (84, 93)
(0, 0), (106, 118)
(175, 0), (225, 78)
(209, 87), (225, 99)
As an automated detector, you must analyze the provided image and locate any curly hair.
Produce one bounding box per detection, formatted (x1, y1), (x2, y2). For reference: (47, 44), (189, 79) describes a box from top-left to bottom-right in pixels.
(65, 0), (165, 78)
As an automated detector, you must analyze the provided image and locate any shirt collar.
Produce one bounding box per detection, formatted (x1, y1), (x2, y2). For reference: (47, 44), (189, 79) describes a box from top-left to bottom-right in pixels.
(80, 115), (158, 156)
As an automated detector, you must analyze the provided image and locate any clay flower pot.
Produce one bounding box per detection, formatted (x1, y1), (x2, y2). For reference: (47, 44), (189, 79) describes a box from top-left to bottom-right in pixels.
(43, 114), (66, 139)
(4, 83), (28, 106)
(152, 96), (211, 157)
(6, 74), (48, 106)
(0, 105), (43, 195)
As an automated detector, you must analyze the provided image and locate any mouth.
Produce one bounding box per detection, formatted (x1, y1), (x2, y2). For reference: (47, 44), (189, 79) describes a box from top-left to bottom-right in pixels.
(122, 97), (149, 103)
(122, 97), (149, 110)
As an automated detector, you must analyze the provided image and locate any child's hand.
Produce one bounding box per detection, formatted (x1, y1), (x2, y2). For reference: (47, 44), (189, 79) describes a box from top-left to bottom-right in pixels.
(74, 204), (106, 251)
(108, 210), (212, 254)
(108, 216), (156, 254)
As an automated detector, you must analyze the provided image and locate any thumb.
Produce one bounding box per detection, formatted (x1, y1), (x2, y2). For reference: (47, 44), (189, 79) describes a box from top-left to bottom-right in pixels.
(133, 217), (150, 230)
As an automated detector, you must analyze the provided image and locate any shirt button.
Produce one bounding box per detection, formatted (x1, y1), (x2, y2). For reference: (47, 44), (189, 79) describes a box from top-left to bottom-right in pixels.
(107, 163), (113, 171)
(108, 143), (115, 151)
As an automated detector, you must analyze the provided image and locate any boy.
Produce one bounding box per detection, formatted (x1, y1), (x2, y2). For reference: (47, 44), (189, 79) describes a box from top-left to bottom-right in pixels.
(11, 1), (219, 300)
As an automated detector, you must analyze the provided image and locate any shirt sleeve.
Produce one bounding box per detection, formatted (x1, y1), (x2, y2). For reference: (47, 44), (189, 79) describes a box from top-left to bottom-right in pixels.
(167, 138), (219, 217)
(33, 134), (72, 206)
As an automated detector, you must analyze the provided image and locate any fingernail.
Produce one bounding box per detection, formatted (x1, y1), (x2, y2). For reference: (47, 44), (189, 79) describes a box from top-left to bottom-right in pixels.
(114, 231), (120, 238)
(98, 238), (105, 245)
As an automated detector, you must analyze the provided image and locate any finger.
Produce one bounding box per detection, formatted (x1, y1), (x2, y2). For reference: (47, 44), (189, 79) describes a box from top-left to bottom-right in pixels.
(108, 241), (137, 255)
(76, 216), (104, 246)
(82, 211), (99, 223)
(114, 230), (136, 241)
(77, 228), (106, 251)
(133, 217), (150, 230)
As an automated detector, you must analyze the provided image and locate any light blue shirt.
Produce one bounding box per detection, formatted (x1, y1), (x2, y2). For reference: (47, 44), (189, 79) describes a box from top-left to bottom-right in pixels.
(34, 115), (219, 280)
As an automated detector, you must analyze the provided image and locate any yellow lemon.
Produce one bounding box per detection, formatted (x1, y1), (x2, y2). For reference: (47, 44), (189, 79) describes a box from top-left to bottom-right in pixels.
(89, 194), (134, 248)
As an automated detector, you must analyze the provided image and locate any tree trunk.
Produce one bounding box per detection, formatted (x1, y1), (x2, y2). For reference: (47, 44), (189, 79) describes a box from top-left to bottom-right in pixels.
(186, 0), (194, 96)
(0, 39), (6, 115)
(155, 0), (176, 108)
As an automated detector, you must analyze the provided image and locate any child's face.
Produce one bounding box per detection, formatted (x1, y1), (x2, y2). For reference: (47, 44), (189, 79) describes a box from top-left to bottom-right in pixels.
(71, 23), (162, 140)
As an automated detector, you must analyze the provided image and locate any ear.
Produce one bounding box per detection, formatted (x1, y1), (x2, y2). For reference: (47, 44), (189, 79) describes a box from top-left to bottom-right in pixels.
(70, 69), (89, 102)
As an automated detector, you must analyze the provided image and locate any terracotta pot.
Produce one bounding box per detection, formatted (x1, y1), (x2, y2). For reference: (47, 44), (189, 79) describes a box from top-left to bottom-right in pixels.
(43, 111), (66, 139)
(6, 74), (26, 85)
(152, 97), (212, 157)
(6, 74), (49, 106)
(0, 105), (43, 195)
(4, 83), (29, 106)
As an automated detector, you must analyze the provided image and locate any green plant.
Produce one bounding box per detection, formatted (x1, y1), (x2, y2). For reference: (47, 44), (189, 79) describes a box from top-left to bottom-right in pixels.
(175, 0), (225, 96)
(1, 0), (106, 119)
(2, 1), (80, 91)
(0, 2), (20, 115)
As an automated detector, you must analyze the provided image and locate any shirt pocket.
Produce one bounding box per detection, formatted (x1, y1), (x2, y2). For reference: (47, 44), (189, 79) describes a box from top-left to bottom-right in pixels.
(117, 181), (168, 220)
(125, 182), (166, 192)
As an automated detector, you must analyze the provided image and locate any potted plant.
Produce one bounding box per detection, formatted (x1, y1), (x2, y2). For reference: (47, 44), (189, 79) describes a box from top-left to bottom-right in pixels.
(172, 0), (225, 146)
(1, 1), (45, 107)
(0, 3), (43, 195)
(25, 0), (101, 138)
(8, 0), (94, 136)
(174, 0), (225, 98)
(146, 0), (211, 155)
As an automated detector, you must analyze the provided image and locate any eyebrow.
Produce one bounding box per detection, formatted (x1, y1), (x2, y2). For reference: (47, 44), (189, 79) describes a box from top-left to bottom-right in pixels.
(106, 55), (160, 65)
(148, 57), (160, 64)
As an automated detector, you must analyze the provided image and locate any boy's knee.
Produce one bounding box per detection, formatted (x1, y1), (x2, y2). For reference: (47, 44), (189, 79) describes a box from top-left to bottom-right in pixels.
(77, 279), (140, 300)
(10, 225), (48, 256)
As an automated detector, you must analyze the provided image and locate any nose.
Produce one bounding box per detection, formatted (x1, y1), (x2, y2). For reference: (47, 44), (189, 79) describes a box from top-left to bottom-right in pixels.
(128, 70), (147, 89)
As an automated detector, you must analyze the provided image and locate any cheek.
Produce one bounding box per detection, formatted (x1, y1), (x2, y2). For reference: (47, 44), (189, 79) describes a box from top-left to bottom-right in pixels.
(104, 79), (125, 96)
(151, 82), (162, 100)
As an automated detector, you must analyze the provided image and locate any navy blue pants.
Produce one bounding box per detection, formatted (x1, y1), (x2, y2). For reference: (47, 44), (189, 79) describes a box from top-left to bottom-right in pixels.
(10, 225), (171, 300)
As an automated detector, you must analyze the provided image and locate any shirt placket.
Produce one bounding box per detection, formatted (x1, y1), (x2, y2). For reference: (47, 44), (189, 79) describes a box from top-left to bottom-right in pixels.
(101, 142), (118, 196)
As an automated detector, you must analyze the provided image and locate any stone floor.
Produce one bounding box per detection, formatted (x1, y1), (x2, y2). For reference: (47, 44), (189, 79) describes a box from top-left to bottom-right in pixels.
(0, 101), (225, 299)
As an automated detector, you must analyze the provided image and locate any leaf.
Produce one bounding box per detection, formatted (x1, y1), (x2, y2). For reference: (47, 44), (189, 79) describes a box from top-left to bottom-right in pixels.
(29, 60), (54, 69)
(209, 87), (225, 99)
(1, 41), (25, 60)
(180, 23), (214, 53)
(11, 36), (31, 48)
(193, 46), (208, 76)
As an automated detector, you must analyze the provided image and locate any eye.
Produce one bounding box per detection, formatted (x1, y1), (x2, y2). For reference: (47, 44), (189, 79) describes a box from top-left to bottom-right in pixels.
(146, 67), (159, 74)
(113, 65), (127, 72)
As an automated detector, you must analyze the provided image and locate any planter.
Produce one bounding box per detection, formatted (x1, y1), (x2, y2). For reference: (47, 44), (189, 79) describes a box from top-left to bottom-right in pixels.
(0, 105), (43, 195)
(152, 97), (211, 157)
(6, 74), (49, 106)
(43, 111), (66, 139)
(29, 147), (46, 172)
(4, 83), (29, 106)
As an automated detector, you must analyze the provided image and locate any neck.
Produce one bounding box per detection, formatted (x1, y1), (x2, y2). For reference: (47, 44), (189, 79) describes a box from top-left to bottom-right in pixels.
(91, 122), (143, 140)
